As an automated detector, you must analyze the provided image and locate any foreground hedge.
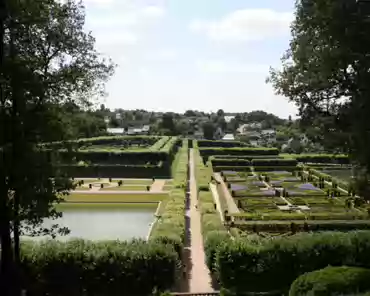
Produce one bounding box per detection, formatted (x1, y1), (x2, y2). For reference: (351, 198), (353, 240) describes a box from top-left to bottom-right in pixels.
(289, 266), (370, 296)
(199, 147), (279, 159)
(292, 154), (350, 164)
(216, 231), (370, 294)
(21, 239), (178, 296)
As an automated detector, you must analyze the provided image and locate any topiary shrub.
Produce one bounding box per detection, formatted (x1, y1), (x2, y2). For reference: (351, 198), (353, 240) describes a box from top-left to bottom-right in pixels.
(289, 266), (370, 296)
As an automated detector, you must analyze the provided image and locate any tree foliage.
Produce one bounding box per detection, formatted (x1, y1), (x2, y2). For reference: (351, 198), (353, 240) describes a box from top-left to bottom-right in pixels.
(268, 0), (370, 172)
(0, 0), (114, 293)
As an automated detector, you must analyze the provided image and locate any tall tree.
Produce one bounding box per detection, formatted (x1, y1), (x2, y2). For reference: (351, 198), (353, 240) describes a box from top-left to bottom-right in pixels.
(0, 0), (114, 294)
(268, 0), (370, 172)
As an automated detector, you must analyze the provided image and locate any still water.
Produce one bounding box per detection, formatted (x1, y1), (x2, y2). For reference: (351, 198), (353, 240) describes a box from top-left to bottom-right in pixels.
(24, 207), (156, 241)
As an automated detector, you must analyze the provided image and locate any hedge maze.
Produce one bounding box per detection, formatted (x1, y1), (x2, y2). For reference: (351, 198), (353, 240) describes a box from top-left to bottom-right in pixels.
(50, 136), (181, 179)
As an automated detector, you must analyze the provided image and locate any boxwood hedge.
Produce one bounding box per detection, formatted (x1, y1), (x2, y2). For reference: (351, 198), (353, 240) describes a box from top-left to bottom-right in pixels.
(20, 239), (178, 296)
(289, 266), (370, 296)
(215, 231), (370, 294)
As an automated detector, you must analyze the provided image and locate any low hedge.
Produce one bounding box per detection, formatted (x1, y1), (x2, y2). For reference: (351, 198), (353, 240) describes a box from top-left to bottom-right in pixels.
(253, 166), (298, 172)
(20, 239), (178, 296)
(216, 231), (370, 294)
(199, 147), (279, 159)
(62, 163), (171, 178)
(211, 158), (250, 167)
(197, 140), (247, 148)
(212, 155), (284, 160)
(233, 221), (370, 232)
(251, 159), (298, 167)
(292, 154), (350, 164)
(289, 266), (370, 296)
(213, 166), (252, 172)
(150, 140), (188, 254)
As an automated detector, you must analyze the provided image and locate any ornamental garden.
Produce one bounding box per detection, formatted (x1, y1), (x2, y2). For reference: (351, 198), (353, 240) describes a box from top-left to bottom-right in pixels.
(19, 136), (370, 296)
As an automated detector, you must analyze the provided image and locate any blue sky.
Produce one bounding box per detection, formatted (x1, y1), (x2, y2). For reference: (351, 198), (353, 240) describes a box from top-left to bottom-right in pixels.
(83, 0), (297, 118)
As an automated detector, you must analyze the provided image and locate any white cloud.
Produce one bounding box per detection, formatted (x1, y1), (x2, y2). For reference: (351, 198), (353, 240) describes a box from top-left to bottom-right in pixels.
(196, 60), (270, 74)
(141, 6), (166, 19)
(83, 0), (115, 8)
(147, 49), (178, 61)
(189, 9), (293, 42)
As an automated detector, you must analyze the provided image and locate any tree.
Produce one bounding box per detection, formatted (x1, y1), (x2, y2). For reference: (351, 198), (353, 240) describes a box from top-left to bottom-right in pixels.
(0, 0), (114, 294)
(216, 109), (225, 117)
(202, 122), (216, 140)
(268, 0), (370, 172)
(160, 113), (177, 135)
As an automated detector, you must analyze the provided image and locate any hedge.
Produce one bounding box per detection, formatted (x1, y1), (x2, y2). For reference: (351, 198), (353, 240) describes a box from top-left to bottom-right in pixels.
(43, 135), (160, 150)
(212, 155), (284, 160)
(216, 231), (370, 294)
(251, 159), (298, 167)
(213, 166), (252, 172)
(211, 158), (250, 167)
(150, 140), (188, 254)
(289, 266), (370, 296)
(199, 148), (279, 159)
(233, 221), (370, 232)
(291, 154), (350, 164)
(197, 140), (247, 148)
(193, 142), (229, 278)
(20, 239), (178, 296)
(62, 163), (171, 178)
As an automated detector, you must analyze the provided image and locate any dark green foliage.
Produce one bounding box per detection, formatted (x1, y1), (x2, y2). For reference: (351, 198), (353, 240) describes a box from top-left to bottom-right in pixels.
(251, 159), (297, 167)
(289, 266), (370, 296)
(198, 140), (247, 148)
(204, 231), (231, 274)
(212, 158), (251, 166)
(199, 148), (279, 158)
(20, 239), (178, 296)
(294, 155), (350, 164)
(215, 231), (370, 294)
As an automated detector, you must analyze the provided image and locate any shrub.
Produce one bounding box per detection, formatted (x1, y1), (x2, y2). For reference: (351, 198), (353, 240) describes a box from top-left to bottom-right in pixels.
(20, 239), (178, 296)
(289, 266), (370, 296)
(216, 231), (370, 294)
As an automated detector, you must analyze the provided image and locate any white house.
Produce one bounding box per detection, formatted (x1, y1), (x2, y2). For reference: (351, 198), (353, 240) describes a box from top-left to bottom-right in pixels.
(107, 128), (124, 135)
(222, 134), (235, 141)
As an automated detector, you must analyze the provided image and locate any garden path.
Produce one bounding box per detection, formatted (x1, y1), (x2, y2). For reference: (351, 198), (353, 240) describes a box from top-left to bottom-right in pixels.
(214, 173), (240, 214)
(209, 183), (225, 223)
(187, 149), (214, 293)
(150, 180), (166, 192)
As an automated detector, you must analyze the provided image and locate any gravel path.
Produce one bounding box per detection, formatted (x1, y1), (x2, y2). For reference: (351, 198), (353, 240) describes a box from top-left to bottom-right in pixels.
(187, 149), (214, 293)
(214, 173), (240, 214)
(150, 180), (166, 192)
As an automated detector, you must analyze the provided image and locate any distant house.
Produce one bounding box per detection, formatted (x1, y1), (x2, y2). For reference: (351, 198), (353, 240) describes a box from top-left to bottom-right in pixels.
(237, 122), (262, 135)
(261, 129), (277, 143)
(222, 134), (235, 141)
(248, 132), (261, 147)
(224, 116), (235, 123)
(107, 128), (124, 135)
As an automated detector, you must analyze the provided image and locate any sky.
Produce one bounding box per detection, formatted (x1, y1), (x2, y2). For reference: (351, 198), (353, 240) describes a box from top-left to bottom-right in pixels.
(83, 0), (297, 118)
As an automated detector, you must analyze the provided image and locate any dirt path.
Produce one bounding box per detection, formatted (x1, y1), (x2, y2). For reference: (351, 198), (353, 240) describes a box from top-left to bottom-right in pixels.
(214, 173), (240, 214)
(209, 183), (225, 223)
(150, 180), (166, 192)
(187, 149), (214, 293)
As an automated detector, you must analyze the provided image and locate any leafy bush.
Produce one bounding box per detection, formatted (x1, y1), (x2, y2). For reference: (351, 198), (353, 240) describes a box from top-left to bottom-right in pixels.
(289, 266), (370, 296)
(21, 239), (178, 296)
(216, 231), (370, 294)
(211, 158), (251, 167)
(204, 231), (230, 274)
(199, 147), (279, 159)
(294, 154), (349, 164)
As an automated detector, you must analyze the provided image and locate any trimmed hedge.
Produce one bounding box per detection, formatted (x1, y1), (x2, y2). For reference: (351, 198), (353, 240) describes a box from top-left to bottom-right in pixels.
(197, 140), (247, 148)
(62, 163), (171, 178)
(150, 140), (188, 254)
(291, 154), (350, 164)
(216, 231), (370, 294)
(199, 147), (279, 159)
(213, 166), (252, 172)
(20, 239), (178, 296)
(289, 266), (370, 296)
(251, 159), (297, 167)
(212, 155), (284, 160)
(211, 158), (250, 167)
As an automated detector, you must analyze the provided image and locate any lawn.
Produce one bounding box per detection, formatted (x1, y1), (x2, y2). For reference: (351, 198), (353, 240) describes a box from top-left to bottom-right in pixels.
(112, 179), (154, 185)
(100, 185), (150, 191)
(65, 193), (168, 203)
